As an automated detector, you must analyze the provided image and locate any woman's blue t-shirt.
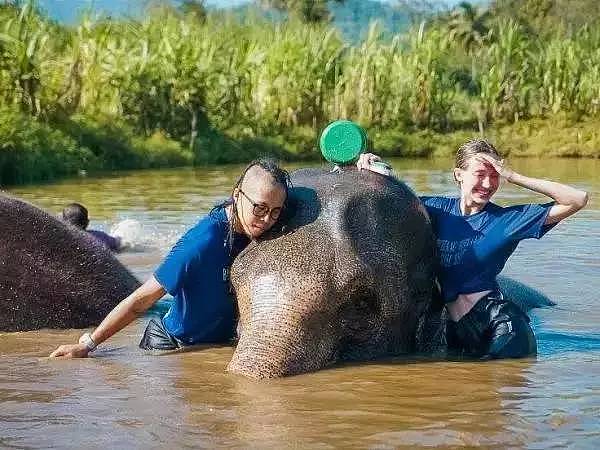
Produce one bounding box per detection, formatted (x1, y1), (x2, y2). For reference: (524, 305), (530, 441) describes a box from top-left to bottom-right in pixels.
(154, 207), (249, 345)
(420, 196), (555, 303)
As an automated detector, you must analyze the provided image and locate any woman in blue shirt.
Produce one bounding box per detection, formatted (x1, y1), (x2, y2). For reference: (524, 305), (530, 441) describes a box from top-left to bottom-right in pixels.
(50, 159), (291, 358)
(358, 139), (588, 359)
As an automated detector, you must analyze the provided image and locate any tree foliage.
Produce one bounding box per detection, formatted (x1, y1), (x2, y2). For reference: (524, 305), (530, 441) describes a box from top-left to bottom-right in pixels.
(179, 0), (207, 23)
(443, 2), (492, 52)
(490, 0), (600, 34)
(260, 0), (344, 23)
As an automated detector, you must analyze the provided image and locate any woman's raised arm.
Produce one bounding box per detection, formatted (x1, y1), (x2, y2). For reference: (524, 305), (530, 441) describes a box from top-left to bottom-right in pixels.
(476, 153), (589, 224)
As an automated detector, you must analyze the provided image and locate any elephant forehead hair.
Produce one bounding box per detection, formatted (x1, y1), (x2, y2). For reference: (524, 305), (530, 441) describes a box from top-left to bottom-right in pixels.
(239, 264), (335, 326)
(232, 219), (364, 299)
(232, 224), (342, 293)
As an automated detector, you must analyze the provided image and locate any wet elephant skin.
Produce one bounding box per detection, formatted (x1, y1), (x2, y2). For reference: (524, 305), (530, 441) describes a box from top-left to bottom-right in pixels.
(0, 195), (140, 331)
(228, 168), (439, 379)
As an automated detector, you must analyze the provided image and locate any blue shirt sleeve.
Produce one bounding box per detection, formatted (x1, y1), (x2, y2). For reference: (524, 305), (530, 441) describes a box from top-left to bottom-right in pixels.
(154, 219), (218, 295)
(419, 196), (437, 207)
(419, 196), (452, 211)
(419, 195), (452, 227)
(503, 201), (556, 241)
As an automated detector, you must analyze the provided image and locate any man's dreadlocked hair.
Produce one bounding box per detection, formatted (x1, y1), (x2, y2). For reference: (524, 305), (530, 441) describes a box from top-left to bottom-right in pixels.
(212, 158), (292, 255)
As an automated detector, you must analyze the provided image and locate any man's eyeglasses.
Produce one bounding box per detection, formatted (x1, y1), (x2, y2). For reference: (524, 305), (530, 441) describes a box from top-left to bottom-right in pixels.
(239, 190), (283, 220)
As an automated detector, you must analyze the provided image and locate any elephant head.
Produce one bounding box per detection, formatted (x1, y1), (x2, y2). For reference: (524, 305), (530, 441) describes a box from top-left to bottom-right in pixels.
(227, 168), (440, 379)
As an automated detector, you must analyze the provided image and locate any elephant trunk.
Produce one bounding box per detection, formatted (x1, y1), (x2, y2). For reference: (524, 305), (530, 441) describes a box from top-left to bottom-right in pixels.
(228, 334), (301, 380)
(227, 273), (336, 379)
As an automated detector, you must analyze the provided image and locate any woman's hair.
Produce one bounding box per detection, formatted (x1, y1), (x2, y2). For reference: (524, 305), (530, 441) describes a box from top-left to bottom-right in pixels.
(455, 139), (501, 169)
(214, 158), (292, 254)
(454, 139), (501, 183)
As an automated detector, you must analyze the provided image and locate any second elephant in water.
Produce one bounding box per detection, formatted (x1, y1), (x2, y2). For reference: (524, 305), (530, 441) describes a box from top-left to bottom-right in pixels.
(0, 195), (140, 332)
(227, 168), (552, 380)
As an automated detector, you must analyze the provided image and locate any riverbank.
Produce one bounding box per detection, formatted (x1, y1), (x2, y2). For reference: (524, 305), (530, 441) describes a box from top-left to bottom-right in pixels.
(378, 115), (600, 159)
(3, 3), (600, 187)
(1, 112), (598, 187)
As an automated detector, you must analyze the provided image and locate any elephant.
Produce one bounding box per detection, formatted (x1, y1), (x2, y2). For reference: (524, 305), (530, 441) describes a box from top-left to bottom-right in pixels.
(0, 194), (140, 331)
(227, 167), (554, 380)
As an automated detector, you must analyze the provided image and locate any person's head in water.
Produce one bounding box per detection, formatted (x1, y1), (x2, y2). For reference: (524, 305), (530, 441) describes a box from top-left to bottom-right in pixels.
(62, 203), (89, 230)
(453, 139), (502, 208)
(230, 159), (291, 240)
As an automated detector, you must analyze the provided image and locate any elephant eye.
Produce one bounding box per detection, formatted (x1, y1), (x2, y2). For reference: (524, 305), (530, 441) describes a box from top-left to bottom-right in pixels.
(348, 294), (379, 319)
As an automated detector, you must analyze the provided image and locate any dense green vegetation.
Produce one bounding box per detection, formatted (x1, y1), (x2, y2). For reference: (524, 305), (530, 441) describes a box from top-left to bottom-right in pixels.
(1, 0), (599, 186)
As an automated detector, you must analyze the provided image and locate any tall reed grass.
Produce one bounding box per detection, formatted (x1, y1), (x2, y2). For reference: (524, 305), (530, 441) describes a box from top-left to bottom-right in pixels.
(1, 1), (599, 185)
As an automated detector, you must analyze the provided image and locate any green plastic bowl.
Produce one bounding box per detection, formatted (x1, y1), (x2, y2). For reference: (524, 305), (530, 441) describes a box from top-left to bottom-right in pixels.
(319, 120), (368, 165)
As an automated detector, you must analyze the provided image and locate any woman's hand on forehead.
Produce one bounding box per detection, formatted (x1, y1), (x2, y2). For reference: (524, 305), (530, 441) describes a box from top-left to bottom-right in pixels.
(474, 154), (513, 179)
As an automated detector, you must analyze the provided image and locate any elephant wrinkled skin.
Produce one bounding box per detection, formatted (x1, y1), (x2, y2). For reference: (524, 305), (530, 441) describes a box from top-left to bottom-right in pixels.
(0, 195), (140, 331)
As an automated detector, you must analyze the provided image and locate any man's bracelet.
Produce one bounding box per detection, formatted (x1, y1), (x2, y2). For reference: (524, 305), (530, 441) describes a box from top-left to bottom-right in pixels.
(79, 332), (98, 352)
(369, 161), (393, 177)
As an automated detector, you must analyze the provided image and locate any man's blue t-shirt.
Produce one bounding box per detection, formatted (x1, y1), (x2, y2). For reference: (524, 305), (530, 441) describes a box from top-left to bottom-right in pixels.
(420, 196), (555, 303)
(154, 207), (249, 345)
(88, 230), (120, 251)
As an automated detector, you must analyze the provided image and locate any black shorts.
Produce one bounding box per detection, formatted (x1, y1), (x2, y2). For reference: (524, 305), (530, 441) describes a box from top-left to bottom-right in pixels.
(447, 291), (537, 359)
(139, 318), (182, 351)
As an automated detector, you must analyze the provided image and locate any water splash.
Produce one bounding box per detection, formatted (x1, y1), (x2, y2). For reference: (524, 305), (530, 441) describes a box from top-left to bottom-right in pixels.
(109, 218), (183, 253)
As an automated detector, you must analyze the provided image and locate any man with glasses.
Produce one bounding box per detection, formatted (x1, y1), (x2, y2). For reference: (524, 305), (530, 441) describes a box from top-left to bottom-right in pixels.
(50, 159), (291, 357)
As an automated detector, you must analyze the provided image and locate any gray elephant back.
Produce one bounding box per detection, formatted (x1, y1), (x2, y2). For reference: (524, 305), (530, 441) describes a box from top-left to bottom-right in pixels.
(278, 168), (431, 241)
(283, 167), (420, 226)
(497, 275), (555, 310)
(280, 167), (436, 289)
(0, 195), (141, 331)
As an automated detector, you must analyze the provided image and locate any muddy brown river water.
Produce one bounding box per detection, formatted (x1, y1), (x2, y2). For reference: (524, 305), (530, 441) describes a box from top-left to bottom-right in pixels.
(2, 158), (599, 448)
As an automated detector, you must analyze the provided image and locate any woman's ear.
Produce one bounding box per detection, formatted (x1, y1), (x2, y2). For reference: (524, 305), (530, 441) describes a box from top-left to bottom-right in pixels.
(232, 187), (240, 200)
(453, 168), (462, 184)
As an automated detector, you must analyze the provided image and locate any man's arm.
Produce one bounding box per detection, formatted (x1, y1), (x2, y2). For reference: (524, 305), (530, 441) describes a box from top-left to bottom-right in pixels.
(49, 276), (166, 358)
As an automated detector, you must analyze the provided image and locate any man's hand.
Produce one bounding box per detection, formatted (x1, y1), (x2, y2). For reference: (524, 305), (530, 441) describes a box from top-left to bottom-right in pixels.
(356, 153), (393, 176)
(49, 343), (90, 358)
